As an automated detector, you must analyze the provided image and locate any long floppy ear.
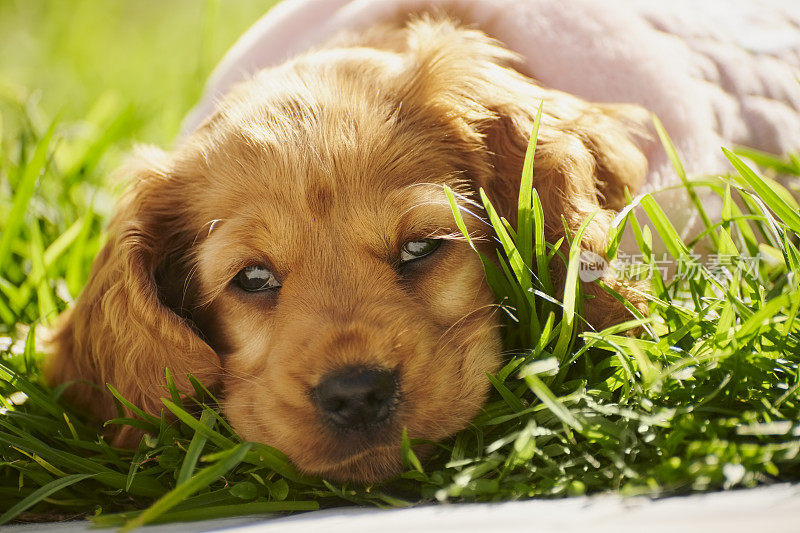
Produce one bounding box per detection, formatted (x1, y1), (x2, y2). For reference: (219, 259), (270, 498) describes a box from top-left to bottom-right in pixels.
(46, 147), (221, 444)
(399, 16), (650, 329)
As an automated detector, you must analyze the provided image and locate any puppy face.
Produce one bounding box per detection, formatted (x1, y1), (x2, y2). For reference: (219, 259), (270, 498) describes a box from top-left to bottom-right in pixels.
(47, 17), (649, 483)
(180, 53), (503, 481)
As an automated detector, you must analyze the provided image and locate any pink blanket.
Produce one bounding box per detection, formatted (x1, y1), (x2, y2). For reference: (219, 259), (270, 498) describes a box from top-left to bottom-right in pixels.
(185, 0), (800, 239)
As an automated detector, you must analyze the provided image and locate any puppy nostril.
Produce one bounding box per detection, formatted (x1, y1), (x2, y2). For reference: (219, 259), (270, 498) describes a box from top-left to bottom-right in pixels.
(313, 367), (398, 430)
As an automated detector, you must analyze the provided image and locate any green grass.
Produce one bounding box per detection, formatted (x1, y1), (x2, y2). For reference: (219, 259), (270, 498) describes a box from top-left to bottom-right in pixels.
(2, 0), (800, 529)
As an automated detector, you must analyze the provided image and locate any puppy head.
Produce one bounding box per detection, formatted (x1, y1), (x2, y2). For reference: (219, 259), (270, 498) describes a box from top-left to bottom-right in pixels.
(49, 16), (648, 482)
(186, 41), (506, 482)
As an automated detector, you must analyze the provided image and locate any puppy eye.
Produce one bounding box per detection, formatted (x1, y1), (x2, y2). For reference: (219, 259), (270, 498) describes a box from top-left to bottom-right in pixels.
(234, 265), (281, 292)
(399, 239), (441, 263)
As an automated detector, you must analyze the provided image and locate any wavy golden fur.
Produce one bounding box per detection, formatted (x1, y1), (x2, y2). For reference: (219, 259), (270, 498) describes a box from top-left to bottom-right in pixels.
(47, 15), (649, 482)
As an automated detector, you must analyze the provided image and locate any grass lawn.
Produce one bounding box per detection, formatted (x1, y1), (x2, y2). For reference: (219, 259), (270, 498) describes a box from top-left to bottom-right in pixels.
(2, 0), (800, 529)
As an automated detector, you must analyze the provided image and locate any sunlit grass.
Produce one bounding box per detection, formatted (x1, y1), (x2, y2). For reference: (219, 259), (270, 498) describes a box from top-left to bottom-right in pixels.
(1, 0), (799, 528)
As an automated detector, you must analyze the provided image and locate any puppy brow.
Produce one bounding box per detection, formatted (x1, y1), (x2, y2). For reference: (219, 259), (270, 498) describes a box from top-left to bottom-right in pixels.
(194, 217), (281, 306)
(305, 180), (334, 217)
(394, 188), (494, 246)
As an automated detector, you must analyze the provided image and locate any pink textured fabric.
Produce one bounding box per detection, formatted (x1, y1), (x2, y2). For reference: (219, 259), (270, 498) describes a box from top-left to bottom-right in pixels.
(185, 0), (800, 241)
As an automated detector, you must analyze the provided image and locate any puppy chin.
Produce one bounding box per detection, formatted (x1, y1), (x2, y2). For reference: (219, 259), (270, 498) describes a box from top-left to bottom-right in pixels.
(227, 410), (403, 482)
(303, 444), (404, 484)
(299, 439), (439, 483)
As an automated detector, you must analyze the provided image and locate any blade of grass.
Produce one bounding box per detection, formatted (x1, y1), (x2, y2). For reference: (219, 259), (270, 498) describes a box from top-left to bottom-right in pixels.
(95, 500), (319, 528)
(524, 373), (583, 431)
(639, 194), (691, 259)
(107, 385), (161, 427)
(401, 427), (424, 475)
(243, 444), (317, 485)
(177, 409), (215, 485)
(0, 473), (94, 525)
(551, 213), (595, 362)
(517, 102), (544, 271)
(735, 146), (800, 175)
(653, 114), (719, 248)
(723, 147), (800, 234)
(0, 429), (164, 497)
(65, 211), (97, 299)
(532, 189), (554, 296)
(162, 398), (236, 449)
(119, 443), (252, 531)
(0, 120), (56, 273)
(29, 219), (57, 322)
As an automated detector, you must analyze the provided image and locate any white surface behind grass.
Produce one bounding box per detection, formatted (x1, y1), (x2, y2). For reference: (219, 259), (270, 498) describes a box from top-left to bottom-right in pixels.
(7, 484), (800, 533)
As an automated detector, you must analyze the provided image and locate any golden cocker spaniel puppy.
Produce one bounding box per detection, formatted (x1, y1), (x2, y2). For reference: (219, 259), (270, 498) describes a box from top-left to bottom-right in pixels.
(47, 15), (648, 482)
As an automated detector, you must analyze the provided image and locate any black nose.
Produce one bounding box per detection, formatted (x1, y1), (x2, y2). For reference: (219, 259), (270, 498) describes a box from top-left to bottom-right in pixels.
(313, 367), (398, 430)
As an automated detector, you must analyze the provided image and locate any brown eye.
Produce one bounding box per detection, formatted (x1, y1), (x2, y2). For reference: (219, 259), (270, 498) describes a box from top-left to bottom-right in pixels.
(399, 239), (441, 263)
(234, 265), (281, 292)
